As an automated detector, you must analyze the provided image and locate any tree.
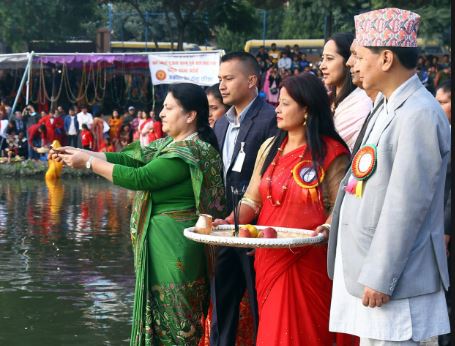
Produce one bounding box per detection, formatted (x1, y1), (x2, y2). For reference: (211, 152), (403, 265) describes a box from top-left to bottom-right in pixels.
(210, 1), (261, 51)
(106, 0), (209, 49)
(98, 0), (164, 45)
(371, 0), (451, 46)
(1, 0), (450, 53)
(106, 0), (259, 50)
(274, 0), (451, 47)
(279, 0), (371, 39)
(0, 0), (102, 52)
(246, 0), (286, 9)
(281, 1), (325, 38)
(214, 24), (260, 52)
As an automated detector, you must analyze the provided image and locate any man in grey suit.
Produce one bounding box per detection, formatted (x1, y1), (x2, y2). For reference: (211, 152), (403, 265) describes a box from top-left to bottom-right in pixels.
(321, 8), (451, 345)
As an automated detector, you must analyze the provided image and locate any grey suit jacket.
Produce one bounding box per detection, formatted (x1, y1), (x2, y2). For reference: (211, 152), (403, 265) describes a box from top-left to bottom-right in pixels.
(327, 75), (451, 299)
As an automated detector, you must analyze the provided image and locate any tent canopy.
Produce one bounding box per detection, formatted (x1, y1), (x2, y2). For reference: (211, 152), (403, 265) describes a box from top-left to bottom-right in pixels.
(0, 53), (29, 69)
(0, 50), (224, 116)
(36, 54), (148, 68)
(0, 51), (224, 69)
(0, 53), (149, 69)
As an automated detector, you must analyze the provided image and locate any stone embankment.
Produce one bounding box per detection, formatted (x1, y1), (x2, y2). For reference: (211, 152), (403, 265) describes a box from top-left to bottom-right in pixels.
(0, 160), (94, 177)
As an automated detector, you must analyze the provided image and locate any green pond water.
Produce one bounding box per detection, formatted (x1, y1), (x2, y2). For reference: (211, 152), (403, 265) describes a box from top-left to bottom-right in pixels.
(0, 178), (135, 345)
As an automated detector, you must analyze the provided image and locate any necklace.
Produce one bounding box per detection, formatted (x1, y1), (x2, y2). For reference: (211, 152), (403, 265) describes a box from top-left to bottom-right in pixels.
(266, 138), (307, 207)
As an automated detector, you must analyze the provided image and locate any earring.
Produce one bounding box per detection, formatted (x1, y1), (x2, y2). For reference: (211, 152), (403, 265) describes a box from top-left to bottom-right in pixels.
(303, 114), (308, 127)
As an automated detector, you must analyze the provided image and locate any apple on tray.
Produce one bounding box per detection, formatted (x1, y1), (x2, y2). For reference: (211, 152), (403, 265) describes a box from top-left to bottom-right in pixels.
(258, 227), (278, 238)
(238, 227), (251, 238)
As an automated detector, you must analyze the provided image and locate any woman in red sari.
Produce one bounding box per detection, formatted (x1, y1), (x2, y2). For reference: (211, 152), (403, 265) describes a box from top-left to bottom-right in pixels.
(148, 111), (164, 143)
(215, 73), (356, 345)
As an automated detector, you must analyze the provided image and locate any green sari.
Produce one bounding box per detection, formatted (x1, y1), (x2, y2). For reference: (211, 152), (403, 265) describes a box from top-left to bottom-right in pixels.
(105, 136), (225, 346)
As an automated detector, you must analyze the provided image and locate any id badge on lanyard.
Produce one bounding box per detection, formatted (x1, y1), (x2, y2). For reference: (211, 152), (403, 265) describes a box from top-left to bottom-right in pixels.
(232, 142), (246, 173)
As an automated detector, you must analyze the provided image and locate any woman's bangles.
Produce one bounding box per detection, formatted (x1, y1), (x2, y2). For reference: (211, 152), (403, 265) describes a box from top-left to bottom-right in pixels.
(223, 197), (262, 225)
(240, 197), (262, 216)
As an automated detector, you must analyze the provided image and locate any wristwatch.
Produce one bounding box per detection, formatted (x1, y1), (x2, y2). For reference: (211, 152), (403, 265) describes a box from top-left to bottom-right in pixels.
(85, 156), (94, 170)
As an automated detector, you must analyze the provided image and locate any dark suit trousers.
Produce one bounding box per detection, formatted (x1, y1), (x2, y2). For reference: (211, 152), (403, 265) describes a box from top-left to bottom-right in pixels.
(67, 135), (78, 148)
(210, 246), (259, 346)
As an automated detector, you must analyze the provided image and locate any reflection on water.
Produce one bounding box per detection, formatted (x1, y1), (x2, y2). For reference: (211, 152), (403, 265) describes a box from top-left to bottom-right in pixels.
(0, 178), (135, 346)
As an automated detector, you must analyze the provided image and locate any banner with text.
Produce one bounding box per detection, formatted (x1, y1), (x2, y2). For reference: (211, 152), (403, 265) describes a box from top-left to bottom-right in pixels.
(148, 52), (221, 86)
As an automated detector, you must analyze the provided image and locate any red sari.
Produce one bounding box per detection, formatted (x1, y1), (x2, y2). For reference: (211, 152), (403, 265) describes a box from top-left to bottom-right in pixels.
(148, 120), (163, 142)
(254, 136), (356, 346)
(92, 117), (106, 152)
(200, 294), (255, 346)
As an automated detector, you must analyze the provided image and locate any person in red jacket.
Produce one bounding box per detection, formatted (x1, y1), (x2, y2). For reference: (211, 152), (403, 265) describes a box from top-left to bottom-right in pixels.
(80, 124), (93, 150)
(38, 109), (65, 144)
(27, 123), (52, 160)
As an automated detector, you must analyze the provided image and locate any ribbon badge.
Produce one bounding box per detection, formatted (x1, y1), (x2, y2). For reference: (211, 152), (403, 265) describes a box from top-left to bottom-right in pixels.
(345, 144), (377, 198)
(292, 160), (325, 203)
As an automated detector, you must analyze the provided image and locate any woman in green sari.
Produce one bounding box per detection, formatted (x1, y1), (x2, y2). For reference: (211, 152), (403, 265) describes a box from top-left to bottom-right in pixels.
(49, 83), (226, 345)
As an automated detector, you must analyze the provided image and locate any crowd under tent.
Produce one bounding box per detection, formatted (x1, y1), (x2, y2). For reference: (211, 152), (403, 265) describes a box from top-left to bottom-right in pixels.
(0, 50), (223, 119)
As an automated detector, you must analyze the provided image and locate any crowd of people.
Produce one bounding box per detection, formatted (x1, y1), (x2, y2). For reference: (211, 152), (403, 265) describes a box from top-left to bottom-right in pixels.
(44, 6), (453, 346)
(0, 103), (163, 162)
(204, 45), (451, 135)
(248, 42), (451, 110)
(0, 36), (450, 168)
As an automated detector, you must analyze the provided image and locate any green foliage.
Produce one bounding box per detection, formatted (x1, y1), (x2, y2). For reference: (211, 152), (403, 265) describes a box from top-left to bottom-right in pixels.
(0, 0), (450, 52)
(417, 5), (451, 44)
(280, 0), (370, 39)
(0, 0), (103, 51)
(107, 1), (167, 42)
(281, 1), (325, 38)
(209, 0), (260, 34)
(214, 24), (260, 52)
(264, 7), (286, 38)
(211, 0), (262, 51)
(371, 0), (452, 45)
(263, 0), (451, 46)
(108, 0), (259, 49)
(246, 0), (285, 9)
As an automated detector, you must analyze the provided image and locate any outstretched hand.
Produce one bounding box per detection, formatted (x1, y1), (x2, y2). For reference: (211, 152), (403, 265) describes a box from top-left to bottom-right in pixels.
(55, 148), (90, 169)
(48, 146), (75, 162)
(213, 218), (229, 227)
(213, 212), (234, 227)
(310, 224), (329, 241)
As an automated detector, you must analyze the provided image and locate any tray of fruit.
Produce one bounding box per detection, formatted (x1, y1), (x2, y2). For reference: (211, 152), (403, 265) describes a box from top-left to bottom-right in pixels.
(183, 224), (325, 248)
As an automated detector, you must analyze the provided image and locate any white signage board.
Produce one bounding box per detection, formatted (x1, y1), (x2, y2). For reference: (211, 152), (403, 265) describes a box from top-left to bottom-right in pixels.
(148, 51), (221, 86)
